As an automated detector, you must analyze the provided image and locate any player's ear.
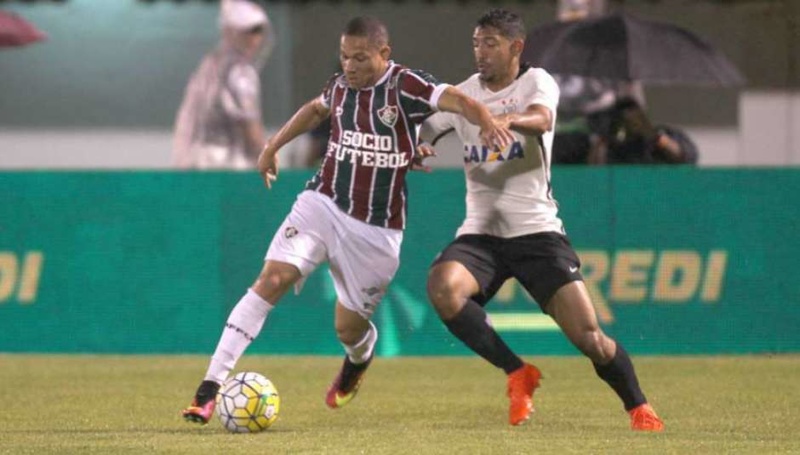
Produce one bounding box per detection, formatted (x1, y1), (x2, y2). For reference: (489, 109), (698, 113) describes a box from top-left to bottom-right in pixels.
(380, 44), (391, 60)
(510, 39), (524, 57)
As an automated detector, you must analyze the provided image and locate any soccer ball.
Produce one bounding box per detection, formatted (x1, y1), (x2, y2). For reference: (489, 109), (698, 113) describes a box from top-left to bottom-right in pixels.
(216, 371), (280, 433)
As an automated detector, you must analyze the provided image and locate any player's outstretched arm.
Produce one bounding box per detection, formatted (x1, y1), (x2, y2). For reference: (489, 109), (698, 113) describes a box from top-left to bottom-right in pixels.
(436, 86), (514, 150)
(494, 104), (553, 137)
(257, 98), (330, 188)
(243, 120), (266, 163)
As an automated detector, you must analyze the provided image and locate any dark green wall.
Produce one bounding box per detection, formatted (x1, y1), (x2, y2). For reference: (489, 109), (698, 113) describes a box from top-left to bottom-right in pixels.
(1, 169), (798, 355)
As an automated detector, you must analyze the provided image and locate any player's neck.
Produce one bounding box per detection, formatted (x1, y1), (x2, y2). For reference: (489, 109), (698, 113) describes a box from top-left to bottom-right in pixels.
(366, 61), (391, 88)
(483, 64), (519, 93)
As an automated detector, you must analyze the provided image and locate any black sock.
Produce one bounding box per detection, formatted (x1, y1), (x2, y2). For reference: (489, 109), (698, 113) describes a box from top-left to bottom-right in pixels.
(339, 354), (372, 391)
(195, 380), (221, 405)
(443, 300), (523, 374)
(593, 343), (647, 411)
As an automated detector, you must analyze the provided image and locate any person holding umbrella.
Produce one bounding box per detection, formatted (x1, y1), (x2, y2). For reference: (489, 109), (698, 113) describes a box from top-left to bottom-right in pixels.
(527, 0), (742, 165)
(418, 8), (664, 431)
(550, 0), (646, 164)
(587, 96), (699, 164)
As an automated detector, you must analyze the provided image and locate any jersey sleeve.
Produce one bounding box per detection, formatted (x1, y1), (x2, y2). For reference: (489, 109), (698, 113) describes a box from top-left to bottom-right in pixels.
(419, 111), (456, 145)
(528, 69), (560, 129)
(222, 63), (261, 121)
(398, 69), (451, 121)
(319, 74), (341, 110)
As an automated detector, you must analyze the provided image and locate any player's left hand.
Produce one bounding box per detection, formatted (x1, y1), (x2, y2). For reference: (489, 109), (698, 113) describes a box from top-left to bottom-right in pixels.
(411, 142), (437, 173)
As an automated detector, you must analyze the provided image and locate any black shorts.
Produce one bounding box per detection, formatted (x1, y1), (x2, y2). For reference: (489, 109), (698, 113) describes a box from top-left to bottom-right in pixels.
(431, 231), (582, 313)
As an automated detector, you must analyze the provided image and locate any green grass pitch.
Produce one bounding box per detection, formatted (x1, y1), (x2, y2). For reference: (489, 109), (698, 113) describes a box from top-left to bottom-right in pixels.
(0, 355), (797, 454)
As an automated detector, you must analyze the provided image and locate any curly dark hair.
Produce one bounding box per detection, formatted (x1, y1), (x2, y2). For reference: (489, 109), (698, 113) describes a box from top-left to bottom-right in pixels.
(476, 8), (526, 40)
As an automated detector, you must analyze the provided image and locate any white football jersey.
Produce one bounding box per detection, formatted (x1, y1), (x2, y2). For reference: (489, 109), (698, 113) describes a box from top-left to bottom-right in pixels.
(421, 66), (564, 238)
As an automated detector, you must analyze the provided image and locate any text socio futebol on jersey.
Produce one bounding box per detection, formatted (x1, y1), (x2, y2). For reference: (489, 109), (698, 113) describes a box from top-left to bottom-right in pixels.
(328, 130), (410, 169)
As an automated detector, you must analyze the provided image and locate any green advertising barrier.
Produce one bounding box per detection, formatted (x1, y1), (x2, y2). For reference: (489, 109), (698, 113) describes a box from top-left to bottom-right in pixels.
(1, 169), (798, 355)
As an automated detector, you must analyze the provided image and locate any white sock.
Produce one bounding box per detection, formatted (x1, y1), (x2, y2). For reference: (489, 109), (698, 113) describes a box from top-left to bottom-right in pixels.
(204, 289), (273, 384)
(343, 321), (377, 365)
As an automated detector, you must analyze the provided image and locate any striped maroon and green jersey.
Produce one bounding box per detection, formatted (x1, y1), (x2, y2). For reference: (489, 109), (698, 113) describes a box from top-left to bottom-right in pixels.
(305, 62), (447, 230)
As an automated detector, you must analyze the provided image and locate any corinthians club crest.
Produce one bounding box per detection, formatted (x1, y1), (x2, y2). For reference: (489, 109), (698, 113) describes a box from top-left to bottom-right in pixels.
(377, 105), (398, 127)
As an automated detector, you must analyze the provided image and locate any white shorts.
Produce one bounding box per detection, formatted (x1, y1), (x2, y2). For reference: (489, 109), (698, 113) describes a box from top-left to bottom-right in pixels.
(265, 190), (403, 319)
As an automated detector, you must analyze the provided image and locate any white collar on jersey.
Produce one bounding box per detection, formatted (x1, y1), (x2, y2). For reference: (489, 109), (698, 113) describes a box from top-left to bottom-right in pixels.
(372, 60), (396, 87)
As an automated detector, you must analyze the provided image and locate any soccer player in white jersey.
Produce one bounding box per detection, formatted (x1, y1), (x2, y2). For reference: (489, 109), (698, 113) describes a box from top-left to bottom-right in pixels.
(182, 16), (514, 424)
(419, 9), (664, 431)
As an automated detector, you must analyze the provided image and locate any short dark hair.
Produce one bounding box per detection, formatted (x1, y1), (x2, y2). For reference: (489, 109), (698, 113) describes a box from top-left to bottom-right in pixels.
(343, 16), (389, 47)
(477, 8), (526, 40)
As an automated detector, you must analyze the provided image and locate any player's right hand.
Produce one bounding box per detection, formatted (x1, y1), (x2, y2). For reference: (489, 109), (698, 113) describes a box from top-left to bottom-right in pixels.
(411, 142), (437, 173)
(257, 148), (279, 189)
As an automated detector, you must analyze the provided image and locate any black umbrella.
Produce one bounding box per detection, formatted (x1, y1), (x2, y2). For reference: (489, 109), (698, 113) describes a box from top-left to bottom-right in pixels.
(522, 13), (745, 87)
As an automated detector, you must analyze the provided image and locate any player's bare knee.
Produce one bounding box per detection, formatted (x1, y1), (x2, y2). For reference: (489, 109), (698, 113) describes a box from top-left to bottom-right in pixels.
(264, 271), (289, 292)
(334, 322), (363, 346)
(427, 272), (467, 319)
(426, 269), (453, 300)
(253, 268), (293, 300)
(426, 276), (449, 304)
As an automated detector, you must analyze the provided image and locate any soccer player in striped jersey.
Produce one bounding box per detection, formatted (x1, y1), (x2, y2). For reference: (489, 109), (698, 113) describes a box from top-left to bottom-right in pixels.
(182, 16), (514, 424)
(418, 9), (664, 430)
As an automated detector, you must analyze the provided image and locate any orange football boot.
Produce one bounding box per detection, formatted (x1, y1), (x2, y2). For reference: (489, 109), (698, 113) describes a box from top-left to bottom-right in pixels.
(507, 363), (542, 426)
(629, 403), (665, 432)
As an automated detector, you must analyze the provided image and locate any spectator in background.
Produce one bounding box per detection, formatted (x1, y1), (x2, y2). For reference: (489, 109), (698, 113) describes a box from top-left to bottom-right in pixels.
(173, 0), (274, 169)
(587, 98), (699, 164)
(551, 0), (647, 164)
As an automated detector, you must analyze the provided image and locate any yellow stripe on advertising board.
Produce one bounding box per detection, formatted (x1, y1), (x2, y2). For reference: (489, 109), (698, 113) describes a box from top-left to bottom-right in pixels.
(487, 313), (560, 332)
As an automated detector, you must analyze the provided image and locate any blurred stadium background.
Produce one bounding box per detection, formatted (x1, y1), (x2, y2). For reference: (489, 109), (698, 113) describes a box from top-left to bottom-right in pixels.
(1, 0), (799, 167)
